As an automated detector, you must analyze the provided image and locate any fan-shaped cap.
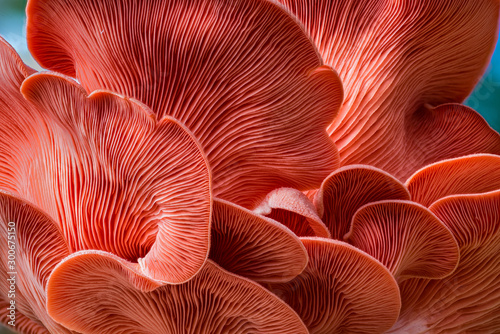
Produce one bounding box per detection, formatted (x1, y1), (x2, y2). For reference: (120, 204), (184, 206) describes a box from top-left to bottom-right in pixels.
(254, 188), (330, 238)
(389, 190), (500, 333)
(270, 238), (401, 334)
(0, 66), (212, 284)
(277, 1), (500, 180)
(209, 198), (308, 283)
(345, 200), (459, 283)
(316, 165), (410, 239)
(0, 36), (34, 77)
(0, 37), (37, 152)
(0, 192), (71, 333)
(0, 307), (51, 334)
(46, 252), (309, 334)
(26, 0), (343, 209)
(406, 154), (500, 207)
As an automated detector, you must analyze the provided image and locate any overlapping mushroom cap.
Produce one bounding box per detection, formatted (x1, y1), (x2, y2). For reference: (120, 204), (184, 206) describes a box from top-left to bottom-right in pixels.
(277, 0), (500, 180)
(209, 198), (308, 283)
(345, 200), (459, 283)
(383, 154), (500, 332)
(0, 190), (309, 334)
(0, 0), (499, 333)
(46, 253), (310, 334)
(255, 160), (499, 333)
(407, 154), (500, 206)
(0, 34), (312, 333)
(270, 238), (401, 334)
(314, 165), (410, 239)
(26, 0), (343, 209)
(390, 189), (500, 333)
(0, 192), (71, 334)
(0, 37), (212, 285)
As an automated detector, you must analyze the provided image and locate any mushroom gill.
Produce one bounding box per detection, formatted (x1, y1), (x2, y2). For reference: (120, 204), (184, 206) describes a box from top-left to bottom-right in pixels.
(46, 252), (309, 334)
(277, 0), (500, 180)
(209, 198), (308, 283)
(406, 153), (500, 207)
(0, 50), (212, 284)
(389, 190), (500, 333)
(345, 200), (459, 283)
(270, 237), (401, 334)
(26, 0), (344, 209)
(0, 0), (497, 332)
(0, 192), (71, 333)
(315, 165), (410, 240)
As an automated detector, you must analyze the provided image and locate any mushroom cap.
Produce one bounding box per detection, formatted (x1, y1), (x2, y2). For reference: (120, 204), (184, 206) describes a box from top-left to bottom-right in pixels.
(0, 307), (51, 334)
(254, 188), (330, 238)
(0, 47), (212, 284)
(406, 154), (500, 207)
(0, 191), (71, 333)
(389, 190), (500, 333)
(277, 0), (500, 180)
(316, 165), (410, 239)
(26, 0), (344, 209)
(270, 237), (401, 334)
(46, 252), (309, 334)
(345, 200), (459, 283)
(210, 198), (308, 283)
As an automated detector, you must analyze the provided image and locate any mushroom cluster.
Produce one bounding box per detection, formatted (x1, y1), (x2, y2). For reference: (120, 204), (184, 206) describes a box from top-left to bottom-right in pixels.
(1, 0), (499, 333)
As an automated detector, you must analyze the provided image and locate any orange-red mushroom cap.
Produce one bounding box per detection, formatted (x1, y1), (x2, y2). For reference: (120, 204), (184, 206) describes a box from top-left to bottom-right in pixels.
(0, 42), (212, 284)
(406, 154), (500, 207)
(210, 198), (308, 283)
(46, 252), (310, 334)
(254, 188), (330, 238)
(0, 192), (71, 333)
(26, 0), (344, 209)
(278, 1), (500, 180)
(345, 200), (459, 283)
(270, 237), (401, 334)
(389, 190), (500, 333)
(316, 165), (410, 240)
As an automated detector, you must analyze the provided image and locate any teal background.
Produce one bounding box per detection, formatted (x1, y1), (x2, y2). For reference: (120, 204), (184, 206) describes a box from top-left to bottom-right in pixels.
(0, 1), (499, 333)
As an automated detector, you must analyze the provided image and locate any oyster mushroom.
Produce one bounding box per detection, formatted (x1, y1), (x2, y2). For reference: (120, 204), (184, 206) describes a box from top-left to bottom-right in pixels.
(209, 198), (308, 283)
(0, 192), (71, 333)
(277, 0), (500, 179)
(270, 237), (401, 334)
(0, 40), (212, 284)
(389, 190), (500, 333)
(254, 188), (330, 238)
(345, 200), (459, 283)
(46, 252), (309, 334)
(26, 0), (344, 209)
(315, 165), (410, 239)
(406, 154), (500, 207)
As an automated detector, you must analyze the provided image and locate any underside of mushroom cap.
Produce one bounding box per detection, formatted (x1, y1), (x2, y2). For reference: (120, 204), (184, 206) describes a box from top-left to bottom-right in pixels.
(0, 63), (212, 284)
(345, 200), (459, 283)
(26, 0), (344, 209)
(209, 198), (308, 283)
(0, 192), (71, 333)
(0, 36), (34, 78)
(406, 154), (500, 207)
(254, 188), (330, 238)
(46, 252), (309, 334)
(389, 190), (500, 333)
(316, 165), (410, 239)
(0, 306), (52, 334)
(278, 0), (500, 180)
(270, 237), (401, 334)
